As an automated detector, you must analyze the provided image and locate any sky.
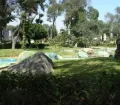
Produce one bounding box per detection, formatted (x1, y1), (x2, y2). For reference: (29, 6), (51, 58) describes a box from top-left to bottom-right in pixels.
(8, 0), (120, 32)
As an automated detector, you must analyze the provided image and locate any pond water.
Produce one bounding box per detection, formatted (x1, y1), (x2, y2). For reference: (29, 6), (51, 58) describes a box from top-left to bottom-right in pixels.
(0, 58), (17, 67)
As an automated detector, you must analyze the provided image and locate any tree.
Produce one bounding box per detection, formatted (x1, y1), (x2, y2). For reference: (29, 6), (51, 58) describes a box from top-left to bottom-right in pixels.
(106, 6), (120, 59)
(63, 0), (88, 36)
(105, 12), (115, 38)
(27, 24), (47, 41)
(52, 29), (68, 46)
(43, 24), (51, 38)
(115, 7), (120, 15)
(113, 6), (120, 37)
(87, 6), (99, 21)
(47, 0), (63, 39)
(49, 25), (58, 38)
(105, 7), (120, 39)
(63, 1), (101, 47)
(6, 25), (16, 31)
(0, 0), (15, 43)
(11, 0), (46, 49)
(97, 20), (110, 41)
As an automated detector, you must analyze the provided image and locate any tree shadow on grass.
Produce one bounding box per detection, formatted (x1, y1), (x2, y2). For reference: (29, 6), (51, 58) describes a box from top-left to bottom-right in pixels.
(54, 57), (120, 76)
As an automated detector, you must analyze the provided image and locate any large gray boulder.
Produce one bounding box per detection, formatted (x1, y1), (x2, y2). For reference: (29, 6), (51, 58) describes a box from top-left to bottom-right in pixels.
(7, 52), (54, 75)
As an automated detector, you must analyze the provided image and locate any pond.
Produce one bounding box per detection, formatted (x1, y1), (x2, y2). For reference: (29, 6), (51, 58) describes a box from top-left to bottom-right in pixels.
(0, 58), (17, 68)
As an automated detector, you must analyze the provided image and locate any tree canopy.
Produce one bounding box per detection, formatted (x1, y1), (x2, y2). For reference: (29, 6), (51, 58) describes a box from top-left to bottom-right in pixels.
(1, 0), (120, 49)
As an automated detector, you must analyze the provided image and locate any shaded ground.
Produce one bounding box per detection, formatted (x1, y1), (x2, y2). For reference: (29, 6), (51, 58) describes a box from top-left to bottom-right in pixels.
(54, 57), (120, 77)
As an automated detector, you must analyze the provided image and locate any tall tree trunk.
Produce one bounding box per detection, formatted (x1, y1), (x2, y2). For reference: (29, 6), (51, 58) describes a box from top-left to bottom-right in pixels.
(12, 27), (19, 49)
(68, 25), (71, 35)
(12, 37), (17, 49)
(110, 23), (113, 38)
(50, 27), (52, 39)
(51, 17), (56, 39)
(12, 34), (19, 49)
(101, 34), (104, 42)
(28, 38), (31, 48)
(22, 34), (26, 49)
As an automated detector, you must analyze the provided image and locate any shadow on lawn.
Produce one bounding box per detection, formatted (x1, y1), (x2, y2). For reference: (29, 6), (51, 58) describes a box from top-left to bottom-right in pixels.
(54, 57), (120, 76)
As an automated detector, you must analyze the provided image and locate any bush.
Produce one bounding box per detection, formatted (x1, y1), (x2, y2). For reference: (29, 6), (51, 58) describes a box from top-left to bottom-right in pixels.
(0, 43), (46, 49)
(25, 43), (37, 48)
(37, 44), (45, 49)
(0, 43), (21, 49)
(0, 71), (120, 105)
(25, 43), (45, 49)
(16, 43), (21, 49)
(78, 41), (86, 47)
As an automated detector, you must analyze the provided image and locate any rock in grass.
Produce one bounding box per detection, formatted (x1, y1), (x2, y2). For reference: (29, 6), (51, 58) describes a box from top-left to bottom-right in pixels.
(7, 52), (54, 75)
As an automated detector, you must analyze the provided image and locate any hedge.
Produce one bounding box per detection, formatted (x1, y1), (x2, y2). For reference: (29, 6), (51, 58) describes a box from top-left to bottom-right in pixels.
(0, 43), (45, 49)
(0, 71), (120, 105)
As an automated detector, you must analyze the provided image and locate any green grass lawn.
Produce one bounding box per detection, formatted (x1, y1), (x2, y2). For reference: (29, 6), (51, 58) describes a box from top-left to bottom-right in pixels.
(0, 46), (78, 57)
(0, 45), (116, 57)
(54, 57), (120, 77)
(0, 49), (23, 57)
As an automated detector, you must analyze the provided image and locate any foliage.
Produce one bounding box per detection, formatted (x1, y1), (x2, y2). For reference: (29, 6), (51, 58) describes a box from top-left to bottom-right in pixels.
(62, 1), (102, 47)
(0, 58), (120, 105)
(47, 0), (63, 39)
(50, 32), (68, 46)
(6, 25), (17, 31)
(18, 0), (45, 13)
(0, 0), (16, 43)
(71, 20), (100, 46)
(87, 6), (99, 21)
(10, 0), (46, 49)
(0, 0), (15, 28)
(63, 0), (87, 29)
(0, 42), (21, 49)
(48, 25), (58, 38)
(26, 24), (47, 40)
(47, 0), (63, 22)
(105, 6), (120, 38)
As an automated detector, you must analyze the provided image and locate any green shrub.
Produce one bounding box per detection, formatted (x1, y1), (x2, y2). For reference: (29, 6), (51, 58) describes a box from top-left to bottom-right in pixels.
(37, 44), (45, 49)
(25, 43), (45, 49)
(0, 71), (119, 105)
(0, 43), (21, 49)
